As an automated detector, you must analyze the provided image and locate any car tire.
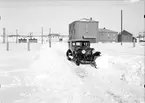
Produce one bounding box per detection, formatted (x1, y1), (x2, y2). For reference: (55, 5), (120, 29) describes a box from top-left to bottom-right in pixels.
(66, 49), (72, 61)
(94, 51), (101, 57)
(75, 59), (80, 66)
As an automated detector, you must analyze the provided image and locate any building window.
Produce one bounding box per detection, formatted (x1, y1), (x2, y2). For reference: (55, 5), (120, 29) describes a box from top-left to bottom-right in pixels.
(71, 30), (73, 34)
(113, 38), (115, 40)
(107, 33), (110, 36)
(113, 34), (116, 36)
(100, 36), (103, 40)
(69, 29), (71, 34)
(74, 29), (75, 34)
(73, 23), (75, 29)
(85, 23), (88, 33)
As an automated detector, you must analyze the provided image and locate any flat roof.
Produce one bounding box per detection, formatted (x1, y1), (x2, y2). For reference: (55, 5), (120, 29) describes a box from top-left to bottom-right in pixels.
(70, 18), (99, 25)
(68, 39), (90, 42)
(98, 28), (118, 33)
(70, 20), (98, 25)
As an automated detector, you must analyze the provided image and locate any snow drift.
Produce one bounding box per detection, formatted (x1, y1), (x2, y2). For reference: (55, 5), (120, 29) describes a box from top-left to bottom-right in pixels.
(0, 42), (143, 103)
(29, 43), (83, 103)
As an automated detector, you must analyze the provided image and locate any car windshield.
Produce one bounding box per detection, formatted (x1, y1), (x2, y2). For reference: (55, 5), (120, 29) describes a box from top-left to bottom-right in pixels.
(72, 41), (90, 47)
(76, 42), (81, 46)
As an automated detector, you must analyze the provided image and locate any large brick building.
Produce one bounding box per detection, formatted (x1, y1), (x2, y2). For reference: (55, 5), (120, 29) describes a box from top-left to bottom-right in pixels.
(69, 18), (99, 43)
(98, 28), (118, 42)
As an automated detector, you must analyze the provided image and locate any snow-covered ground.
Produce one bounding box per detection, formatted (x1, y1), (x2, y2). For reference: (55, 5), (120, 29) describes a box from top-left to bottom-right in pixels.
(0, 42), (144, 103)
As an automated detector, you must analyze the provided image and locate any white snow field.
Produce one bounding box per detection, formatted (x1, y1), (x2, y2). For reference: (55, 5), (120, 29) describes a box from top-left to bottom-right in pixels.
(0, 42), (144, 103)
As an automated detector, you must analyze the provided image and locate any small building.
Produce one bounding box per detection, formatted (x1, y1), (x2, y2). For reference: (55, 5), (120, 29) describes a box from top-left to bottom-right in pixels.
(98, 28), (118, 42)
(49, 33), (60, 38)
(69, 18), (99, 43)
(18, 38), (27, 43)
(59, 35), (69, 42)
(118, 30), (133, 42)
(29, 38), (38, 43)
(48, 33), (60, 42)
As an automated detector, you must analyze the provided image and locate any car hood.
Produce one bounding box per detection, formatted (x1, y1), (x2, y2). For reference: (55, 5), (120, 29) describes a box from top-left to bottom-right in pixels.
(75, 47), (94, 54)
(76, 46), (93, 50)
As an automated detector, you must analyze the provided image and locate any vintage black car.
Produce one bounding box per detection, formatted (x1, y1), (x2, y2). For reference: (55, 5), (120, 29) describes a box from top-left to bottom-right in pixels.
(66, 39), (101, 68)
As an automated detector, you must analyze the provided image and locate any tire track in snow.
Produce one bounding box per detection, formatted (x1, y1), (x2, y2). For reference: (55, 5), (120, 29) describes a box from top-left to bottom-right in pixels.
(52, 56), (103, 102)
(54, 43), (131, 103)
(29, 43), (85, 103)
(52, 43), (89, 79)
(52, 43), (112, 102)
(51, 43), (144, 103)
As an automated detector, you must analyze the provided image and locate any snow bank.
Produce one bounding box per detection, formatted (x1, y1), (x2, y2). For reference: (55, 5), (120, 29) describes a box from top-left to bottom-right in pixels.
(95, 54), (110, 69)
(121, 60), (144, 86)
(29, 43), (83, 103)
(92, 43), (144, 86)
(0, 42), (143, 103)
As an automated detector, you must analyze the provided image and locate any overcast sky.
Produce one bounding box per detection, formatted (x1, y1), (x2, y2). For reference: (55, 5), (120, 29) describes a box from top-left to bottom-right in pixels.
(0, 0), (144, 36)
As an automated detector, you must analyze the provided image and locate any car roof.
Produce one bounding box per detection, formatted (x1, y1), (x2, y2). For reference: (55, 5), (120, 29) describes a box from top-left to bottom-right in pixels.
(68, 39), (90, 42)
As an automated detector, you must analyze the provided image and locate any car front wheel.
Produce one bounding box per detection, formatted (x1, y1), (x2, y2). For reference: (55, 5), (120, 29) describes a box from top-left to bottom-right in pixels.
(66, 49), (73, 61)
(75, 59), (80, 66)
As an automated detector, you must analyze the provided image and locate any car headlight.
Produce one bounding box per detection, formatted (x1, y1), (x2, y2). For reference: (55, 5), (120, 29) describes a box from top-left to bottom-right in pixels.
(92, 49), (96, 54)
(82, 50), (86, 54)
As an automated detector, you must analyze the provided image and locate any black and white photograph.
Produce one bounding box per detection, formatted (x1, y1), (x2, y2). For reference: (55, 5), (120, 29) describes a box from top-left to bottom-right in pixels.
(0, 0), (144, 103)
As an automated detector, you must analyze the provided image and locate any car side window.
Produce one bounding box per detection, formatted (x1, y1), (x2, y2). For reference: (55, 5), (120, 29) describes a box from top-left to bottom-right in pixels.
(84, 42), (87, 46)
(82, 42), (85, 46)
(85, 42), (89, 46)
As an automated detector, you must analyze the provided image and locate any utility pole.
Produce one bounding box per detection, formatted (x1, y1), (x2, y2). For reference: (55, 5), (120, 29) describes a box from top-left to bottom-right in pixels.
(49, 28), (51, 48)
(6, 29), (9, 51)
(29, 32), (33, 39)
(41, 27), (43, 44)
(133, 37), (135, 47)
(121, 10), (123, 45)
(144, 0), (145, 42)
(16, 29), (18, 43)
(3, 28), (6, 43)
